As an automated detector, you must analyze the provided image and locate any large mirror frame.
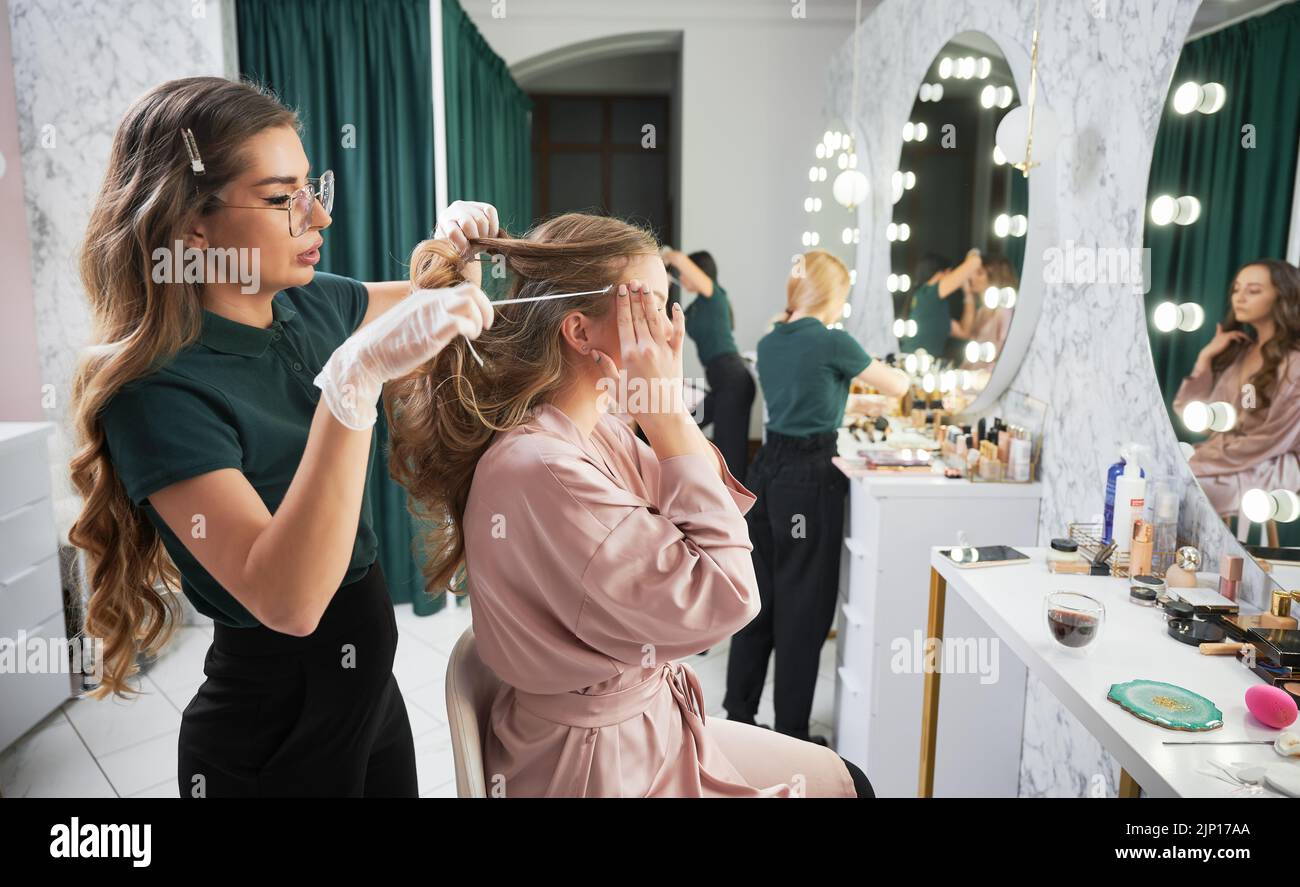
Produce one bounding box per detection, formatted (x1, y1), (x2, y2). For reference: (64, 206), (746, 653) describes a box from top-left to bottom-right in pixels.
(849, 27), (1055, 419)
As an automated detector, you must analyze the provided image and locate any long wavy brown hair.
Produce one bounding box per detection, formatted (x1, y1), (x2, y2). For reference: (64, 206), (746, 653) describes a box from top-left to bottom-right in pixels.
(384, 213), (658, 596)
(1212, 258), (1300, 411)
(68, 77), (298, 699)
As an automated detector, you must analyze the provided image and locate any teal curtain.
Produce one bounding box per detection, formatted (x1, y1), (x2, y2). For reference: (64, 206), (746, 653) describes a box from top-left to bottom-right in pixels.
(238, 0), (448, 615)
(442, 0), (533, 271)
(1145, 0), (1300, 546)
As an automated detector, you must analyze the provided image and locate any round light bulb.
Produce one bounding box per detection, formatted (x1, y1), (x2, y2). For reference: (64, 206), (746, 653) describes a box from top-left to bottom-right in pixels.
(1242, 488), (1274, 523)
(1153, 301), (1180, 332)
(1172, 81), (1201, 115)
(1175, 195), (1201, 225)
(1208, 401), (1236, 433)
(1150, 195), (1177, 226)
(1198, 82), (1226, 114)
(832, 168), (869, 208)
(1177, 302), (1205, 332)
(1182, 400), (1210, 433)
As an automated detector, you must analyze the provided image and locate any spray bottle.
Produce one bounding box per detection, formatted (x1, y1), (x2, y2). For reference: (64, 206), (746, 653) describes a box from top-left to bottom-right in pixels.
(1112, 443), (1148, 555)
(1103, 443), (1145, 544)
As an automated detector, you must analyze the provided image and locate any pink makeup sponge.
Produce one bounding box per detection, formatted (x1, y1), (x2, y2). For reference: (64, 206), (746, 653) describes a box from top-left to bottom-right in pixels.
(1245, 684), (1298, 729)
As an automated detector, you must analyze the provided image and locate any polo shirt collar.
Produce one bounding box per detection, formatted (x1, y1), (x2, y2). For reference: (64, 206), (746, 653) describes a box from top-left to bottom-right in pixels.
(199, 292), (299, 357)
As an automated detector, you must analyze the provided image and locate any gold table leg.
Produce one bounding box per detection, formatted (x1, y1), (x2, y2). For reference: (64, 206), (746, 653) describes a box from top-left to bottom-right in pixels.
(1118, 768), (1141, 798)
(918, 565), (946, 798)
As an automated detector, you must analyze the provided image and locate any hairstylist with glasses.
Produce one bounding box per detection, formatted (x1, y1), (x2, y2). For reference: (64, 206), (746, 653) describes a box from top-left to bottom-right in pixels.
(69, 76), (495, 798)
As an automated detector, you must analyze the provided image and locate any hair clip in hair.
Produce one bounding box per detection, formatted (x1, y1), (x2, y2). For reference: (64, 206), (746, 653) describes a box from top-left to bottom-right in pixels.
(180, 128), (205, 175)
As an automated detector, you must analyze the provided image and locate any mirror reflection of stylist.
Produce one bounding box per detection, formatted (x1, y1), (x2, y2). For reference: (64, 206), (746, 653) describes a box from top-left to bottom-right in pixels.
(902, 248), (981, 359)
(661, 247), (755, 482)
(724, 250), (909, 743)
(1172, 259), (1300, 540)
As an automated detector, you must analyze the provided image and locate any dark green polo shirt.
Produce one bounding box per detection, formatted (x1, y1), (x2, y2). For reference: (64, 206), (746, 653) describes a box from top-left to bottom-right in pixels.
(757, 317), (873, 437)
(903, 281), (951, 357)
(683, 279), (738, 365)
(99, 272), (379, 628)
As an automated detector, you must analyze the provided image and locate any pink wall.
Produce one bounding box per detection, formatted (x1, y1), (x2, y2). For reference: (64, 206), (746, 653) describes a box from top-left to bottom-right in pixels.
(0, 0), (45, 421)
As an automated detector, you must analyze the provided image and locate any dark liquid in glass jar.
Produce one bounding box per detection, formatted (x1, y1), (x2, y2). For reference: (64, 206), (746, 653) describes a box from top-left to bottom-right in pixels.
(1047, 608), (1099, 648)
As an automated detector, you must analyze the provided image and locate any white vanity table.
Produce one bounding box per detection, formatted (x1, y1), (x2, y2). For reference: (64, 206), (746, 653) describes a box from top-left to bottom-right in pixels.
(923, 547), (1300, 798)
(831, 457), (1042, 797)
(0, 422), (70, 752)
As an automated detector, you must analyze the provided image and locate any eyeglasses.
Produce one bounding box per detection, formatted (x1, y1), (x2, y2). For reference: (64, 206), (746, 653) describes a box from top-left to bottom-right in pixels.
(214, 169), (335, 237)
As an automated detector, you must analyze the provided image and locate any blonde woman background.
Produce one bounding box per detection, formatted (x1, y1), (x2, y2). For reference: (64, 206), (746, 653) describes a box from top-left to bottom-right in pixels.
(724, 250), (908, 746)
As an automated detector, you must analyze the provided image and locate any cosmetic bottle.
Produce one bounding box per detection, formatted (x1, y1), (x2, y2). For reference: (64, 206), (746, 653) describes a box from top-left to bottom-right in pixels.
(1009, 428), (1032, 481)
(1103, 442), (1145, 544)
(1112, 444), (1147, 555)
(1151, 475), (1180, 574)
(1218, 555), (1243, 602)
(1129, 519), (1154, 576)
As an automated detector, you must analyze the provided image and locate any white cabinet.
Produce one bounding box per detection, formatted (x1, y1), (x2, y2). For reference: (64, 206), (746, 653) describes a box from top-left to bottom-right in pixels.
(831, 473), (1040, 797)
(0, 423), (69, 752)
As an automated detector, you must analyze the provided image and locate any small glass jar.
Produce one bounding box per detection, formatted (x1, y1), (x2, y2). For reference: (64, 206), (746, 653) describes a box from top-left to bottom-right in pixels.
(1046, 538), (1083, 564)
(1129, 574), (1165, 607)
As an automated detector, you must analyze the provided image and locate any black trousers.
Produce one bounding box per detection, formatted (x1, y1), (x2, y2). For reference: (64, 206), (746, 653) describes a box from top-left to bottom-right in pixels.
(838, 755), (876, 798)
(723, 429), (847, 739)
(177, 562), (418, 797)
(697, 351), (756, 482)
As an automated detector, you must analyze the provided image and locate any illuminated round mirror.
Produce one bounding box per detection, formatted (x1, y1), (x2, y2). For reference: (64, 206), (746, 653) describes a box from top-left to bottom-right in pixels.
(890, 32), (1028, 414)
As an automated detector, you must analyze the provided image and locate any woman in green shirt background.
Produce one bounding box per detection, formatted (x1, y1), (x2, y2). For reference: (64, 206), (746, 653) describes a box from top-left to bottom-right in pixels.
(67, 77), (494, 797)
(723, 250), (908, 748)
(902, 248), (982, 360)
(661, 247), (756, 482)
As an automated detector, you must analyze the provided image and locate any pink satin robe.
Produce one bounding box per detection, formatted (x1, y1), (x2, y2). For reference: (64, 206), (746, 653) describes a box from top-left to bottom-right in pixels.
(462, 402), (856, 797)
(1173, 349), (1300, 538)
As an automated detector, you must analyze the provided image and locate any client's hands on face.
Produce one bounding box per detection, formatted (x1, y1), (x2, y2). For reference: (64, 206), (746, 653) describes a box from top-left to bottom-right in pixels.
(590, 279), (686, 423)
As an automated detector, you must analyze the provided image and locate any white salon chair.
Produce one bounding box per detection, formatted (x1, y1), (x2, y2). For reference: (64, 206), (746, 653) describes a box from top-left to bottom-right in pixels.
(444, 626), (502, 798)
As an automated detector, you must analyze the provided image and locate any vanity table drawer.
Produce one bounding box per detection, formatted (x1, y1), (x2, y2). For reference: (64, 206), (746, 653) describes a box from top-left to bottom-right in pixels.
(0, 553), (62, 640)
(0, 497), (58, 583)
(836, 601), (873, 675)
(842, 536), (878, 608)
(847, 482), (880, 548)
(0, 433), (53, 517)
(833, 666), (870, 763)
(0, 608), (72, 751)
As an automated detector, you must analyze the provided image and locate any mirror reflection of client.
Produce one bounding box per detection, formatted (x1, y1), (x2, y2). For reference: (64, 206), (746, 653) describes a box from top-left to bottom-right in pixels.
(1172, 259), (1300, 541)
(384, 214), (871, 797)
(902, 248), (981, 361)
(958, 252), (1018, 369)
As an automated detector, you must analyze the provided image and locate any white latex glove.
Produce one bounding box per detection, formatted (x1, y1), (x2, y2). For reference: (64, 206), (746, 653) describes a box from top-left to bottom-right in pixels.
(314, 282), (494, 430)
(434, 200), (500, 257)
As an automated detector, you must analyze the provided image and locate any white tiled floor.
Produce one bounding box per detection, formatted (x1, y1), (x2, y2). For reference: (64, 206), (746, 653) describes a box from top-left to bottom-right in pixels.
(0, 599), (837, 798)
